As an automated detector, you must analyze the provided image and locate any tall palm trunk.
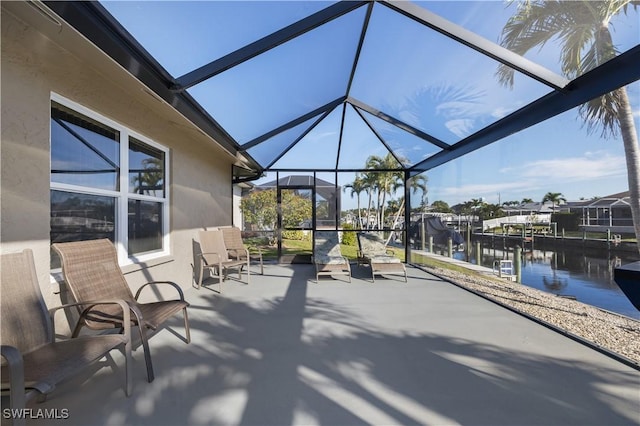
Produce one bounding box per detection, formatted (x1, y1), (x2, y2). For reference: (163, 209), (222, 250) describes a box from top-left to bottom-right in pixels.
(366, 189), (373, 229)
(386, 198), (405, 245)
(379, 190), (387, 229)
(617, 87), (640, 253)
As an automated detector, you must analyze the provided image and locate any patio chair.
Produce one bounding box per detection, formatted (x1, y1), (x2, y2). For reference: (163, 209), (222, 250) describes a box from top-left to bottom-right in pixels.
(1, 249), (133, 424)
(218, 226), (264, 275)
(198, 229), (249, 291)
(313, 231), (351, 283)
(52, 239), (191, 383)
(357, 232), (407, 283)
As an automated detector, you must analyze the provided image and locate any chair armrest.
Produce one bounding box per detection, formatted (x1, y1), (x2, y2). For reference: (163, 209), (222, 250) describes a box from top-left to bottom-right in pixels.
(50, 300), (132, 340)
(134, 281), (186, 302)
(199, 251), (223, 264)
(1, 345), (23, 367)
(1, 345), (27, 417)
(247, 247), (262, 257)
(227, 248), (250, 260)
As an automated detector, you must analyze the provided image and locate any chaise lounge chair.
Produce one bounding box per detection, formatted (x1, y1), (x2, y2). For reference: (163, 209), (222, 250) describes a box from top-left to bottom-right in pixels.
(357, 232), (407, 283)
(198, 229), (249, 291)
(52, 239), (191, 383)
(313, 231), (351, 282)
(1, 249), (133, 426)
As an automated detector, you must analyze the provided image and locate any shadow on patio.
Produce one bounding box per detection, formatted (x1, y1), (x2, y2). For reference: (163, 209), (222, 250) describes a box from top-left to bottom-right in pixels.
(18, 265), (640, 426)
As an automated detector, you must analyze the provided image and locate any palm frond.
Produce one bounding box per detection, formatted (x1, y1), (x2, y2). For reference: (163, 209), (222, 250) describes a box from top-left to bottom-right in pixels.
(497, 1), (579, 86)
(578, 90), (623, 138)
(497, 1), (632, 84)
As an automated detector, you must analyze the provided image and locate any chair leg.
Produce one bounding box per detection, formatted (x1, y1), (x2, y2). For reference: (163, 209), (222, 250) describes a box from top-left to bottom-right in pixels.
(139, 327), (155, 383)
(197, 263), (205, 290)
(183, 308), (191, 344)
(129, 305), (154, 382)
(218, 262), (224, 293)
(124, 338), (132, 396)
(2, 346), (26, 426)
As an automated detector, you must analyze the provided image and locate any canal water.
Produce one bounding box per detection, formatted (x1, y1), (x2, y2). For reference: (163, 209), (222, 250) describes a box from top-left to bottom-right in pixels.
(452, 243), (640, 319)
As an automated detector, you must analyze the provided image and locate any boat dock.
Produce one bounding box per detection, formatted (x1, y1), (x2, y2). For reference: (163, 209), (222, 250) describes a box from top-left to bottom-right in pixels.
(413, 250), (517, 281)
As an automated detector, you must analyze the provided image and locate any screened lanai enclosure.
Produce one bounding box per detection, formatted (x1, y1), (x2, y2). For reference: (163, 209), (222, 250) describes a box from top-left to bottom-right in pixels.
(45, 1), (640, 263)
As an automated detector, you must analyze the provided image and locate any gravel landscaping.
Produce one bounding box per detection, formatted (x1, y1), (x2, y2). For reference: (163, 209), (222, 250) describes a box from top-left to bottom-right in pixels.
(421, 265), (640, 366)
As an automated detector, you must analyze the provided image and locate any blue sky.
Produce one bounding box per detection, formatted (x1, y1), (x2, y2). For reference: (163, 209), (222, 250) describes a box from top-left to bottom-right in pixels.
(102, 1), (639, 209)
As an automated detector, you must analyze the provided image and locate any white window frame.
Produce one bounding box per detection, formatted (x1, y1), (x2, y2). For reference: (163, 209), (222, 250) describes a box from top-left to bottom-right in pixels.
(50, 93), (170, 267)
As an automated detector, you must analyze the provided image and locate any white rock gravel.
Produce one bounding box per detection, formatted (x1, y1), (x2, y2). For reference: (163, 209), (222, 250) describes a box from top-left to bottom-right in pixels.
(423, 265), (640, 366)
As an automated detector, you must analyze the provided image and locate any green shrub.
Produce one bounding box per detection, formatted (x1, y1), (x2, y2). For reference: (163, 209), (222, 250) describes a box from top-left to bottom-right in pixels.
(553, 212), (579, 232)
(341, 224), (357, 246)
(282, 230), (307, 240)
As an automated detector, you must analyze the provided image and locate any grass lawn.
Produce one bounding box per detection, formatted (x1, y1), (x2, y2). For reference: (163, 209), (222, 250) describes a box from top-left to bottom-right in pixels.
(411, 252), (507, 284)
(256, 238), (406, 262)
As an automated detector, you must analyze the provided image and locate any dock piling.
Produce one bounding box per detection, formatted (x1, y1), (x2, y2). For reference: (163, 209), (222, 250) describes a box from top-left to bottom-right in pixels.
(515, 245), (522, 283)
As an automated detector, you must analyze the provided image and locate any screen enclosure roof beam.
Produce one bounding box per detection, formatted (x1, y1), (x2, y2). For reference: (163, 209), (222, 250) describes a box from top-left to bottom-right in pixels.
(174, 1), (369, 91)
(409, 45), (640, 176)
(43, 1), (244, 161)
(380, 0), (570, 91)
(241, 96), (348, 151)
(347, 97), (451, 150)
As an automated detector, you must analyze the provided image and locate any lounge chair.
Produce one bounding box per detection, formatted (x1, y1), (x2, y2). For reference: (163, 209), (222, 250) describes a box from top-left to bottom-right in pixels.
(52, 239), (191, 383)
(357, 232), (407, 283)
(1, 249), (132, 425)
(313, 231), (351, 282)
(198, 229), (249, 291)
(218, 226), (264, 275)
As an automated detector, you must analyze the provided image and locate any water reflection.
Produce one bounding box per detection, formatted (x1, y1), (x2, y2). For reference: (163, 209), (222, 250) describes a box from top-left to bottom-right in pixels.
(452, 241), (639, 319)
(542, 274), (568, 293)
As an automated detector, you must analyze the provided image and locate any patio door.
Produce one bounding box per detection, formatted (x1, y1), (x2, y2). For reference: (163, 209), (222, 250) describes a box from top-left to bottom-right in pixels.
(277, 186), (314, 263)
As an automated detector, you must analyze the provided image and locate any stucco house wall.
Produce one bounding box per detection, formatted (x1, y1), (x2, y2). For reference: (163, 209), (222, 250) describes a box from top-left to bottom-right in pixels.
(1, 3), (235, 313)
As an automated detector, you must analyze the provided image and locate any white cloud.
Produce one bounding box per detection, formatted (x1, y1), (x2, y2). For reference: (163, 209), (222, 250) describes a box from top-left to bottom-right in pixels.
(430, 151), (626, 205)
(305, 131), (337, 143)
(491, 106), (512, 119)
(438, 180), (535, 198)
(397, 110), (420, 128)
(519, 152), (626, 181)
(445, 119), (475, 138)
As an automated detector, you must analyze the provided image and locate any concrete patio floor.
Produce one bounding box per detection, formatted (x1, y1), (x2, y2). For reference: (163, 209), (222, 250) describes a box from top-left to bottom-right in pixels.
(17, 264), (640, 426)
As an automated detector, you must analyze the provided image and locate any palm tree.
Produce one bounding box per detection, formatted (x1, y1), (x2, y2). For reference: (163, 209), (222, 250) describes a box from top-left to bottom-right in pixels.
(542, 192), (567, 213)
(497, 0), (640, 252)
(387, 174), (428, 243)
(391, 175), (428, 224)
(361, 171), (378, 229)
(366, 153), (403, 229)
(343, 174), (366, 228)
